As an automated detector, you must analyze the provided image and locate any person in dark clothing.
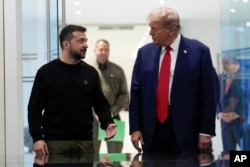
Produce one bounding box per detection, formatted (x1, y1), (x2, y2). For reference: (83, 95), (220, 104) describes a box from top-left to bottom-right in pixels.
(28, 24), (117, 156)
(91, 39), (129, 155)
(217, 57), (247, 156)
(129, 7), (217, 155)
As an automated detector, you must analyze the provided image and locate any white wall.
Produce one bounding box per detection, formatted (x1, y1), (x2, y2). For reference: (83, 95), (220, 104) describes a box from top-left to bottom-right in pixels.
(84, 25), (150, 90)
(181, 18), (221, 73)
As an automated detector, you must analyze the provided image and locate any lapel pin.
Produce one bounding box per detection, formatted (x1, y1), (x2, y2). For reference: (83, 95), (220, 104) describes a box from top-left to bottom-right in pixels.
(183, 50), (187, 54)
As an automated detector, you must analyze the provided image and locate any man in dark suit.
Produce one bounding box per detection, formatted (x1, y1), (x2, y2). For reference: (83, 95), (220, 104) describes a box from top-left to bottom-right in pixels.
(217, 57), (247, 156)
(129, 7), (218, 155)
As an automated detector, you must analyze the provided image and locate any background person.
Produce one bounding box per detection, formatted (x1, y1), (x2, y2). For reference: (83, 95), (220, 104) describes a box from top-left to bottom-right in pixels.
(91, 39), (129, 153)
(217, 57), (247, 157)
(129, 7), (218, 155)
(91, 39), (128, 167)
(28, 25), (116, 156)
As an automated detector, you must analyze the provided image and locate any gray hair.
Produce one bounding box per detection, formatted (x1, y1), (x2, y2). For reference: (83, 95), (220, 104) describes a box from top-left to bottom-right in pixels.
(147, 7), (181, 29)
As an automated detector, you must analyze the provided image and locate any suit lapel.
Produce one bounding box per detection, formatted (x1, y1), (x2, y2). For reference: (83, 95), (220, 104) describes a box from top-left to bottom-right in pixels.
(154, 45), (162, 73)
(171, 36), (190, 93)
(153, 45), (163, 92)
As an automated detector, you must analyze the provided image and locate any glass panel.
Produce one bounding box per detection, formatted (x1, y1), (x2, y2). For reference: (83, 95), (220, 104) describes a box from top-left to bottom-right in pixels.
(0, 0), (4, 158)
(22, 0), (59, 155)
(49, 0), (59, 61)
(219, 0), (250, 156)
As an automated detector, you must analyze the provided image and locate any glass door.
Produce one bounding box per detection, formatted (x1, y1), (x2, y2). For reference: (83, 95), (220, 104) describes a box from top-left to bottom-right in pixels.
(22, 0), (59, 157)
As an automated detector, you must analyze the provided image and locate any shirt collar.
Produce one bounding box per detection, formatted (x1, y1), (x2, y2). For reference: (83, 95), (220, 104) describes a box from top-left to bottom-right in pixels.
(161, 33), (181, 52)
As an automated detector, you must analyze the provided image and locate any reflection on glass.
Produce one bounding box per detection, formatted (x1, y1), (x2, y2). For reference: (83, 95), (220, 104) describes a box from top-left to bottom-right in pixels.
(33, 153), (93, 167)
(130, 151), (221, 167)
(220, 0), (250, 154)
(217, 57), (248, 157)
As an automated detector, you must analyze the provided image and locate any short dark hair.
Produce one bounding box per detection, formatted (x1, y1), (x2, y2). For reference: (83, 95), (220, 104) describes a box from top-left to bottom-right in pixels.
(59, 24), (87, 48)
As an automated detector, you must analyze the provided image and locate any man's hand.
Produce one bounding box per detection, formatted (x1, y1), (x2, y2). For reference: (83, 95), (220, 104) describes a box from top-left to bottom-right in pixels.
(219, 111), (239, 123)
(34, 154), (49, 166)
(198, 152), (213, 166)
(33, 140), (49, 156)
(104, 123), (117, 141)
(131, 152), (142, 167)
(131, 131), (144, 152)
(198, 135), (212, 151)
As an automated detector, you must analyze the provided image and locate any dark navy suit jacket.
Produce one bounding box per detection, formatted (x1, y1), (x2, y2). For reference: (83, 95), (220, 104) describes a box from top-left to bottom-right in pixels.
(129, 35), (218, 153)
(217, 72), (247, 153)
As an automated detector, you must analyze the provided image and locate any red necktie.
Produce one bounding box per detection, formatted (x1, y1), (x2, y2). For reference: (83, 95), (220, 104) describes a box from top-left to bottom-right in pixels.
(156, 46), (171, 123)
(225, 78), (232, 94)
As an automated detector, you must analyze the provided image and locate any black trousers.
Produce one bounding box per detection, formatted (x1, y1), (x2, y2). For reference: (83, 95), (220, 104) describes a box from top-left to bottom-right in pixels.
(149, 107), (181, 155)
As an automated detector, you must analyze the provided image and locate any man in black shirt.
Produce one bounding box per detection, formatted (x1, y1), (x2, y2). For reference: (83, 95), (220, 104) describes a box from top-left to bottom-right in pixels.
(28, 24), (116, 156)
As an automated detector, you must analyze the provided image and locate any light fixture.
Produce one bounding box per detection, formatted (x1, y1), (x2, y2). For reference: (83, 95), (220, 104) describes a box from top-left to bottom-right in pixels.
(246, 21), (250, 27)
(75, 10), (82, 15)
(158, 0), (165, 4)
(74, 1), (80, 5)
(229, 8), (236, 13)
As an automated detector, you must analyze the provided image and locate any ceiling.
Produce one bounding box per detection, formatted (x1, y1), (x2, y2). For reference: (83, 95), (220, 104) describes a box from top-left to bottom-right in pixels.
(64, 0), (221, 25)
(22, 0), (250, 27)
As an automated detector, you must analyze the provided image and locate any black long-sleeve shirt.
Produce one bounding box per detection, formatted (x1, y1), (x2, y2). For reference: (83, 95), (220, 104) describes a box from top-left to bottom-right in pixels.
(28, 59), (113, 142)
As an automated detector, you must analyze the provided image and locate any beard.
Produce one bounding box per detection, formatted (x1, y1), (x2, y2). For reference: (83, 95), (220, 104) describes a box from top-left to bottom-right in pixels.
(69, 46), (86, 61)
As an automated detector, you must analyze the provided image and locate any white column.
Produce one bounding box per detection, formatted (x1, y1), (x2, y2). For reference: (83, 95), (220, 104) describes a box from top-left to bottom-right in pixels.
(0, 0), (5, 160)
(4, 0), (24, 165)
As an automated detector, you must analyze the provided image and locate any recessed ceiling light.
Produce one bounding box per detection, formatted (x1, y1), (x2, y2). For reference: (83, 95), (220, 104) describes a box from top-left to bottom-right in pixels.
(75, 10), (82, 15)
(242, 0), (248, 2)
(230, 8), (236, 13)
(158, 0), (165, 4)
(74, 1), (80, 5)
(246, 21), (250, 27)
